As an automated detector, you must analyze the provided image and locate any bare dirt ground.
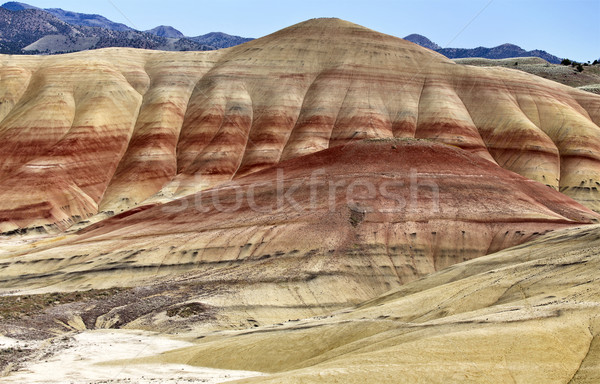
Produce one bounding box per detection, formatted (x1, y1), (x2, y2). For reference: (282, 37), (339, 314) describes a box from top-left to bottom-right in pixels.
(1, 329), (264, 383)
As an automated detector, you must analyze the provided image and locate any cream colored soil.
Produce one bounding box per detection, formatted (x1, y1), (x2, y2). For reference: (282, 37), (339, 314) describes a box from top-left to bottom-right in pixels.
(1, 329), (264, 383)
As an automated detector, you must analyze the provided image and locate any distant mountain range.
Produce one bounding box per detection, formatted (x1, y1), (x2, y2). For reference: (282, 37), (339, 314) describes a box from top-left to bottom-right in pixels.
(404, 34), (562, 64)
(187, 32), (254, 50)
(2, 1), (132, 30)
(0, 2), (253, 54)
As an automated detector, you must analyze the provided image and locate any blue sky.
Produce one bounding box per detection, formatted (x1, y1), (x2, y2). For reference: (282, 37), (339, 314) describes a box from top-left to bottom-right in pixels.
(15, 0), (600, 61)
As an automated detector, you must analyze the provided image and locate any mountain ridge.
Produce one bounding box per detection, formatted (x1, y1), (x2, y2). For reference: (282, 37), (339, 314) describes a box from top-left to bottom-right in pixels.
(2, 1), (132, 31)
(145, 25), (184, 38)
(403, 33), (441, 50)
(0, 2), (253, 53)
(404, 33), (563, 63)
(0, 5), (206, 53)
(188, 31), (254, 49)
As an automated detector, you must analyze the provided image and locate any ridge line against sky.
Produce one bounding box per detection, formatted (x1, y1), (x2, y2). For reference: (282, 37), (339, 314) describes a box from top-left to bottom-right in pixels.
(11, 0), (600, 62)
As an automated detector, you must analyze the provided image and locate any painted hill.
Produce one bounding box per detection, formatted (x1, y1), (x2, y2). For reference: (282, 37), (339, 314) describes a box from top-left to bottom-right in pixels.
(0, 18), (599, 235)
(0, 139), (596, 319)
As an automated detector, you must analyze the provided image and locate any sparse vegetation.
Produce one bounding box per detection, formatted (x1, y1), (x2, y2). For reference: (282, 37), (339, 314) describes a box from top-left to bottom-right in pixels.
(561, 58), (586, 72)
(349, 207), (365, 227)
(455, 57), (600, 88)
(166, 302), (211, 318)
(0, 288), (126, 320)
(0, 345), (33, 373)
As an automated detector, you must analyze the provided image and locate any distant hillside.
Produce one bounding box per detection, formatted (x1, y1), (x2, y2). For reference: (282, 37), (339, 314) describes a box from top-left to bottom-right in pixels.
(454, 57), (600, 90)
(44, 7), (132, 31)
(404, 33), (562, 64)
(438, 44), (562, 64)
(146, 25), (184, 38)
(0, 6), (204, 54)
(0, 1), (35, 11)
(0, 7), (79, 53)
(2, 1), (132, 31)
(189, 32), (254, 49)
(403, 34), (440, 50)
(0, 2), (253, 54)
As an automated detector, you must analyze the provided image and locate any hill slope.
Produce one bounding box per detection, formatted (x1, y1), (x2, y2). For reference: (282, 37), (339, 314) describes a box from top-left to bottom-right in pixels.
(0, 6), (204, 54)
(43, 7), (132, 31)
(454, 56), (600, 89)
(0, 2), (254, 53)
(146, 25), (185, 38)
(136, 224), (600, 383)
(189, 32), (254, 49)
(2, 1), (131, 31)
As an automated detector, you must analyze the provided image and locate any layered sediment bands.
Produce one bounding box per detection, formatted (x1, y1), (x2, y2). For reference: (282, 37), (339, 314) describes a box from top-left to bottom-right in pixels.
(0, 140), (597, 327)
(0, 65), (33, 123)
(0, 57), (145, 231)
(99, 53), (217, 211)
(415, 78), (494, 162)
(141, 224), (600, 383)
(0, 18), (600, 231)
